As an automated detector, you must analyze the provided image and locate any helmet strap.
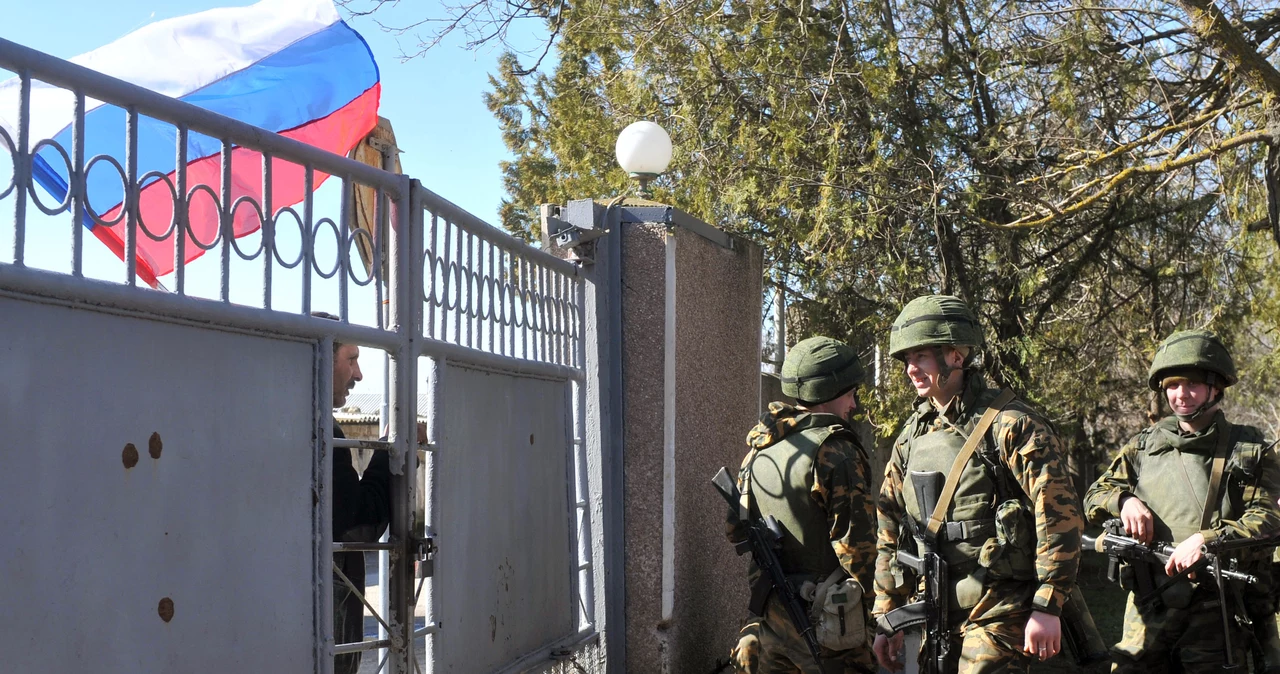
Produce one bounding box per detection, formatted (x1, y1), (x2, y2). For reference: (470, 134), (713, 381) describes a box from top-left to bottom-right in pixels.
(1171, 376), (1224, 423)
(933, 345), (955, 388)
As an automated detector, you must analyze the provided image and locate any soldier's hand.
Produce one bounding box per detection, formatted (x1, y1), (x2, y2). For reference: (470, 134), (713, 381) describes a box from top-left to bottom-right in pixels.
(1120, 494), (1154, 544)
(1023, 610), (1062, 661)
(1165, 532), (1206, 579)
(873, 631), (905, 673)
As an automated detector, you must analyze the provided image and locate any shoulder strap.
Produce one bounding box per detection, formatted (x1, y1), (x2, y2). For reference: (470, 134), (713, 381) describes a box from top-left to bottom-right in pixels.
(927, 388), (1016, 538)
(1200, 419), (1233, 531)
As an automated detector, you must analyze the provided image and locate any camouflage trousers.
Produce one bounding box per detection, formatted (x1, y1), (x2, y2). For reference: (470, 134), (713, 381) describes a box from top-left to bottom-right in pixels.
(935, 615), (1035, 674)
(1110, 590), (1247, 674)
(730, 596), (875, 674)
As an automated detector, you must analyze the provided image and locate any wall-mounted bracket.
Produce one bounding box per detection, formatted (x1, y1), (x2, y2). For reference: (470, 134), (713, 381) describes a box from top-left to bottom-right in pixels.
(541, 203), (606, 263)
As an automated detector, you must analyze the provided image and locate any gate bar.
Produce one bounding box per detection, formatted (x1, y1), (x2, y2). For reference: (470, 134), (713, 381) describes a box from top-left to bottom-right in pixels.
(0, 37), (403, 196)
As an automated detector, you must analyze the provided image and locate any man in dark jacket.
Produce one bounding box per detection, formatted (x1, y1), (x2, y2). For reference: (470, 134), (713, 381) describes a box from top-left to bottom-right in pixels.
(316, 313), (391, 674)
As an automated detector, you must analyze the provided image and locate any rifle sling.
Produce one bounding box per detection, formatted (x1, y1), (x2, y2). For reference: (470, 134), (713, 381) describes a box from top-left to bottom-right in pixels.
(927, 388), (1016, 539)
(1200, 419), (1232, 532)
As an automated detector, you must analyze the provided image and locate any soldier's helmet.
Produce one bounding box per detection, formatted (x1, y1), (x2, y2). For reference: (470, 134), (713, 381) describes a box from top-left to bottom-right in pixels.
(1147, 329), (1237, 391)
(888, 295), (983, 361)
(781, 336), (865, 405)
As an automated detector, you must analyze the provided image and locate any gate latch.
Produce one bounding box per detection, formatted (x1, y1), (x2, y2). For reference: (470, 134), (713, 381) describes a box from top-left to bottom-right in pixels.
(414, 533), (437, 578)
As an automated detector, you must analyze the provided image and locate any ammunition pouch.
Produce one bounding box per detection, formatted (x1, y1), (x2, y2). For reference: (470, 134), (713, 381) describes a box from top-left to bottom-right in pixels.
(953, 570), (986, 612)
(810, 569), (869, 650)
(977, 500), (1037, 581)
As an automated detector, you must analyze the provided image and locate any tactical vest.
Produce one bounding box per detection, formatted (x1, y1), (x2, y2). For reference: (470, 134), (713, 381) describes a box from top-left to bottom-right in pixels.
(1132, 416), (1266, 545)
(748, 414), (851, 577)
(899, 396), (1037, 610)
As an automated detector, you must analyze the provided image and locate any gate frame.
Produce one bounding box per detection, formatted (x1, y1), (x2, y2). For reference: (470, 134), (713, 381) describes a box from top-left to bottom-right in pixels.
(0, 34), (610, 674)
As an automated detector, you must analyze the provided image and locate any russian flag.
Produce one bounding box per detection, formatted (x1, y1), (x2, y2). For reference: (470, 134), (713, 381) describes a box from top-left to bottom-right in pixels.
(0, 0), (380, 286)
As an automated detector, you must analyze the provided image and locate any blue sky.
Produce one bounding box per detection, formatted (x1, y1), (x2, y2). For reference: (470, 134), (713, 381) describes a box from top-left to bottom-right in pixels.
(0, 0), (553, 403)
(1, 0), (541, 222)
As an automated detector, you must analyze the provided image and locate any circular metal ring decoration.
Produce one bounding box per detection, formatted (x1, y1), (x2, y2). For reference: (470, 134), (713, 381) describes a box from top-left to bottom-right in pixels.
(459, 263), (478, 319)
(347, 227), (378, 287)
(228, 196), (267, 261)
(429, 249), (450, 307)
(421, 247), (445, 307)
(135, 170), (179, 241)
(0, 126), (16, 201)
(184, 184), (224, 251)
(495, 277), (510, 327)
(507, 280), (526, 329)
(471, 265), (486, 319)
(477, 271), (496, 322)
(310, 217), (342, 279)
(444, 259), (462, 311)
(27, 139), (74, 215)
(272, 206), (306, 269)
(84, 154), (130, 227)
(513, 285), (533, 330)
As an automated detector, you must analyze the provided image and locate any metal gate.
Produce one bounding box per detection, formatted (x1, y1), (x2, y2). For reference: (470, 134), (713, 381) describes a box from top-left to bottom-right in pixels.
(0, 35), (602, 674)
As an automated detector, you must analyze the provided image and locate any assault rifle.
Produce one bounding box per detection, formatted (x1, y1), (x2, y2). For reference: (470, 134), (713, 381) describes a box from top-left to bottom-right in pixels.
(712, 467), (826, 671)
(879, 474), (1110, 673)
(1085, 518), (1263, 672)
(876, 470), (951, 674)
(1083, 520), (1259, 599)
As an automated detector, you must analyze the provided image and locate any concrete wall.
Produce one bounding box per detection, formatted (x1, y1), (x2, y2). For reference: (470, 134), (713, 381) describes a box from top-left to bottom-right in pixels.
(620, 221), (761, 673)
(760, 372), (793, 415)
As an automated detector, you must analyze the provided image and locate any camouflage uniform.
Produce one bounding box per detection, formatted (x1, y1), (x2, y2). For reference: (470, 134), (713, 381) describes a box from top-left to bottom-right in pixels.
(873, 295), (1083, 674)
(728, 402), (878, 674)
(1084, 419), (1280, 673)
(1082, 330), (1280, 674)
(727, 337), (878, 674)
(873, 376), (1083, 674)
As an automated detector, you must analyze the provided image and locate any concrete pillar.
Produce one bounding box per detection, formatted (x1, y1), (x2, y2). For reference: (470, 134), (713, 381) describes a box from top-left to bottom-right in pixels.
(609, 202), (761, 673)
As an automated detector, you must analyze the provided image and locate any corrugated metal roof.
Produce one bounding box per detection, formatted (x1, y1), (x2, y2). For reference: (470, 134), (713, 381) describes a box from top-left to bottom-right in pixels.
(335, 393), (429, 423)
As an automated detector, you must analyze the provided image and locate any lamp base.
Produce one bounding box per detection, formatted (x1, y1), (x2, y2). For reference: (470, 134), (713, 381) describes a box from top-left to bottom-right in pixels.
(628, 172), (660, 196)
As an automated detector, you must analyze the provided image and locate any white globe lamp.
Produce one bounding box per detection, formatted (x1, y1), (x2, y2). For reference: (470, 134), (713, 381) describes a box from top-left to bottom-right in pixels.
(615, 121), (672, 194)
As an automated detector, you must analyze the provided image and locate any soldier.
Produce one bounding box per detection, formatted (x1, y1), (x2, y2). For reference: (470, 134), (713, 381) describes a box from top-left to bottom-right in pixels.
(727, 336), (878, 673)
(1083, 329), (1280, 674)
(871, 295), (1083, 674)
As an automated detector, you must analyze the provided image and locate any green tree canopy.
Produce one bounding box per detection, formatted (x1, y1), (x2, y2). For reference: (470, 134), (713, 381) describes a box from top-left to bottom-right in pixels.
(345, 0), (1280, 461)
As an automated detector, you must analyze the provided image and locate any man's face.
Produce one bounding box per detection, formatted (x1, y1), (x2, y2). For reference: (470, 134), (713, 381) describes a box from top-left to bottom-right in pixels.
(832, 388), (860, 424)
(901, 346), (965, 399)
(332, 343), (362, 408)
(1164, 378), (1217, 417)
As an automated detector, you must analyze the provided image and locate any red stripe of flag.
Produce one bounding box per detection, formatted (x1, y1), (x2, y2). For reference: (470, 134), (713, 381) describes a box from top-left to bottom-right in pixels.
(95, 83), (381, 286)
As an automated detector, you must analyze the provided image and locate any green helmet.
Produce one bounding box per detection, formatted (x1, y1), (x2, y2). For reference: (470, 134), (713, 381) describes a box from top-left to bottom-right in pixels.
(781, 336), (865, 404)
(1147, 329), (1237, 391)
(888, 295), (983, 360)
